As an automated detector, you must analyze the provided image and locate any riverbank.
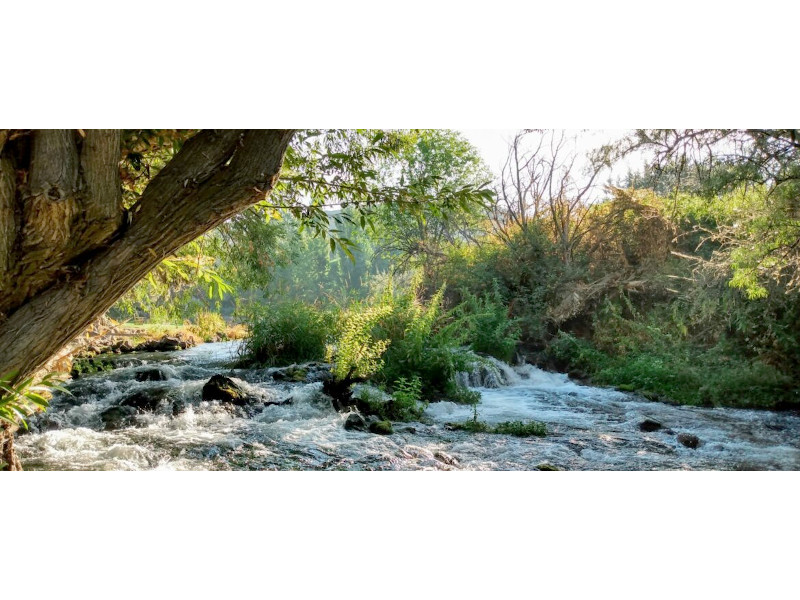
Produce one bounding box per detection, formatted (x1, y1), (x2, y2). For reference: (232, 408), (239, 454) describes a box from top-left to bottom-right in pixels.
(60, 318), (248, 379)
(526, 333), (800, 412)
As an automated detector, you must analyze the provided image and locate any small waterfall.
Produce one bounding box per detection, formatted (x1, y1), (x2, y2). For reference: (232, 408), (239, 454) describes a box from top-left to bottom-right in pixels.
(456, 355), (522, 388)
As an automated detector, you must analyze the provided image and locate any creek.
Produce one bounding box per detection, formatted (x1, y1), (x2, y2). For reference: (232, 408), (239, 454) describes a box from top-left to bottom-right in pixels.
(15, 341), (800, 470)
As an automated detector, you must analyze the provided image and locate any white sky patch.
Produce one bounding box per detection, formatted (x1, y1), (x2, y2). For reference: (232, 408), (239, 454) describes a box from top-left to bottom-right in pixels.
(461, 129), (651, 193)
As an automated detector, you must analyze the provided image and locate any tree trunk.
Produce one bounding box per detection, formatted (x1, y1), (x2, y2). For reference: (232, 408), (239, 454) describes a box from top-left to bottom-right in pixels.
(0, 423), (22, 471)
(0, 129), (295, 470)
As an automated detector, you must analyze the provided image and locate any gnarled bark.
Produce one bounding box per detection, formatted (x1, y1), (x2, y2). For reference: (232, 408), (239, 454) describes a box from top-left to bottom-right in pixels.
(0, 155), (16, 278)
(76, 129), (123, 250)
(0, 129), (294, 380)
(0, 423), (22, 471)
(0, 129), (295, 470)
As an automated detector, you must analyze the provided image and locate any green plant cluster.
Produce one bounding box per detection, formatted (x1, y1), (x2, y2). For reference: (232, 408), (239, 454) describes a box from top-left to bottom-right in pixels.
(241, 278), (507, 419)
(190, 311), (227, 342)
(1, 372), (68, 428)
(70, 357), (116, 378)
(448, 418), (547, 437)
(240, 301), (337, 367)
(449, 283), (521, 362)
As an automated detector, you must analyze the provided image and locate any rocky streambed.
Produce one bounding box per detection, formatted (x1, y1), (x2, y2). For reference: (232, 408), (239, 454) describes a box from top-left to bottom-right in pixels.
(15, 341), (800, 470)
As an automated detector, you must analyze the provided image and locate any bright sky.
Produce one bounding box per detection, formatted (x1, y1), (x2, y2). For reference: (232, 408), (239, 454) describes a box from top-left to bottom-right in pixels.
(460, 129), (649, 188)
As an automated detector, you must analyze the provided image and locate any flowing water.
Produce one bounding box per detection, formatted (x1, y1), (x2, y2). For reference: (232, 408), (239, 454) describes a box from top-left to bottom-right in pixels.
(15, 341), (800, 470)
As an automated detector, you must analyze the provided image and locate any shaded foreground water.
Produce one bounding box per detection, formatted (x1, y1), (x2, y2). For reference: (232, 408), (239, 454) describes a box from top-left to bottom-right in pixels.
(16, 341), (800, 470)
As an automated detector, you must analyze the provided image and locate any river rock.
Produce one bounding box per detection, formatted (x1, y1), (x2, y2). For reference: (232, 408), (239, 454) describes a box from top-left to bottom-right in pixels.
(135, 367), (169, 382)
(264, 398), (294, 408)
(639, 418), (663, 432)
(677, 433), (701, 449)
(272, 365), (308, 382)
(115, 340), (135, 353)
(202, 375), (249, 405)
(434, 450), (458, 466)
(344, 413), (367, 432)
(100, 405), (138, 430)
(536, 463), (561, 471)
(119, 385), (173, 412)
(135, 334), (196, 353)
(369, 420), (393, 435)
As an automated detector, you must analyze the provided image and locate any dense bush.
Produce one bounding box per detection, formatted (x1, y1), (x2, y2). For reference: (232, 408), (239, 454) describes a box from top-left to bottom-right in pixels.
(322, 281), (485, 409)
(450, 283), (520, 362)
(372, 285), (477, 401)
(326, 304), (392, 381)
(189, 311), (227, 342)
(357, 376), (427, 422)
(240, 302), (336, 366)
(545, 325), (797, 409)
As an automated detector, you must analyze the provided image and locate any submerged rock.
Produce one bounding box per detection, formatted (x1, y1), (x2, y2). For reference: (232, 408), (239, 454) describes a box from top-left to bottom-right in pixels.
(677, 433), (701, 449)
(639, 418), (663, 432)
(100, 405), (138, 430)
(344, 413), (367, 432)
(272, 365), (309, 382)
(434, 450), (458, 466)
(135, 368), (169, 382)
(120, 386), (173, 412)
(264, 398), (294, 408)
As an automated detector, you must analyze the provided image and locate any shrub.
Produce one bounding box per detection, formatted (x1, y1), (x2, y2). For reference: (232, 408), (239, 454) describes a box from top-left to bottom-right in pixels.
(450, 283), (521, 362)
(240, 302), (336, 366)
(445, 381), (481, 405)
(546, 331), (608, 374)
(327, 304), (392, 382)
(374, 285), (478, 401)
(449, 419), (490, 433)
(447, 407), (547, 437)
(547, 327), (797, 409)
(190, 311), (227, 342)
(388, 375), (426, 420)
(493, 420), (547, 437)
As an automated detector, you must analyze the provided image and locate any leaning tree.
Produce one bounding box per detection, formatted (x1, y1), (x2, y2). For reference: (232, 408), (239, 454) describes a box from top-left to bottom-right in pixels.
(0, 130), (295, 379)
(0, 128), (491, 469)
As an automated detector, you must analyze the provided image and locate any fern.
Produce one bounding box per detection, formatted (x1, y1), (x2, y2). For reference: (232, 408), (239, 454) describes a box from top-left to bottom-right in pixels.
(327, 304), (393, 381)
(0, 372), (69, 429)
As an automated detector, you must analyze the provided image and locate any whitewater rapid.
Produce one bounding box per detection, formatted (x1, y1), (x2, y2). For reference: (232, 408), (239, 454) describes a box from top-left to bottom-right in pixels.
(15, 341), (800, 470)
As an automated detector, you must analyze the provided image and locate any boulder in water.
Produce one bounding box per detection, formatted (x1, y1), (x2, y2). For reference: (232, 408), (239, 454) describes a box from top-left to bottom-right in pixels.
(202, 375), (249, 405)
(369, 420), (393, 435)
(434, 450), (458, 466)
(344, 413), (367, 432)
(677, 433), (701, 449)
(120, 385), (173, 412)
(100, 405), (139, 430)
(536, 463), (561, 471)
(272, 365), (309, 382)
(135, 368), (169, 382)
(639, 418), (663, 432)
